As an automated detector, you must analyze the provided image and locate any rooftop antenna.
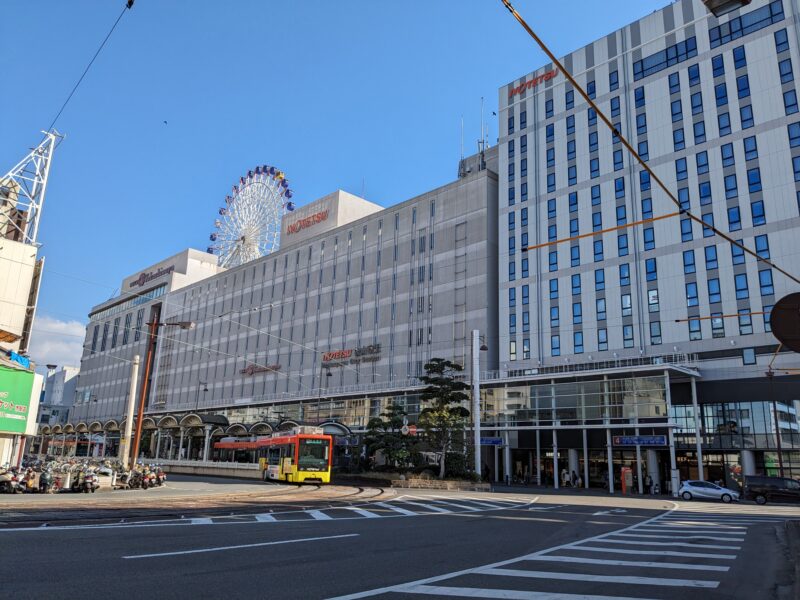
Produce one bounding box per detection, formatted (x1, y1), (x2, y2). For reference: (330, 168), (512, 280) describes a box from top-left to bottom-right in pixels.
(460, 115), (464, 161)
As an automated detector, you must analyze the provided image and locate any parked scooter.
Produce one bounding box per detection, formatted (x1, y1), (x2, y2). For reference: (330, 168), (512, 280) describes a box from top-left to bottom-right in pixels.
(0, 468), (21, 493)
(39, 469), (54, 494)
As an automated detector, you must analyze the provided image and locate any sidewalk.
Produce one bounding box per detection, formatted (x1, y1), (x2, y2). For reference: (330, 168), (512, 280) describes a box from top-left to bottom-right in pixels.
(488, 483), (674, 500)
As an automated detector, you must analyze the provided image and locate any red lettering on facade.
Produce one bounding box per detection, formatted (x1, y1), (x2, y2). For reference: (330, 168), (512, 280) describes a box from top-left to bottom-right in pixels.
(508, 69), (560, 98)
(286, 210), (329, 235)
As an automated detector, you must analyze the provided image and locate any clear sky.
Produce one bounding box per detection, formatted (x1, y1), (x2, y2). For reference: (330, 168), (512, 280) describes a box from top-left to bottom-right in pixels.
(2, 0), (667, 369)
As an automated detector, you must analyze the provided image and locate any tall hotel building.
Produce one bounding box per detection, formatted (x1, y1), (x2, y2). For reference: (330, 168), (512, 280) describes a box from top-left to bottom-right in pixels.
(497, 0), (799, 486)
(48, 0), (800, 491)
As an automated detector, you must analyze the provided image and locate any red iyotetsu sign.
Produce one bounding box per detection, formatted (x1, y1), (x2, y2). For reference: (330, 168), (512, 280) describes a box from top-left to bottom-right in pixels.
(508, 69), (559, 98)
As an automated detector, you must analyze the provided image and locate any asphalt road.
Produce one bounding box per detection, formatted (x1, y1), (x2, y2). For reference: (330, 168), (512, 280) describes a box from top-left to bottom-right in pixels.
(1, 487), (798, 600)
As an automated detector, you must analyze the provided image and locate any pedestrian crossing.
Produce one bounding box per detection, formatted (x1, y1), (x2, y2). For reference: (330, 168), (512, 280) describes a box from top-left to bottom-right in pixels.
(329, 501), (800, 600)
(0, 494), (538, 531)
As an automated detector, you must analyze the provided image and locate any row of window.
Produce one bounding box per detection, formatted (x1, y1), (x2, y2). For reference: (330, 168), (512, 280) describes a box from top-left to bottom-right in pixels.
(90, 308), (145, 354)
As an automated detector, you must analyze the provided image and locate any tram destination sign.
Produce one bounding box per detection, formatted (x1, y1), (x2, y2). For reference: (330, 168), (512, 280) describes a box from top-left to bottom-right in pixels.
(612, 435), (667, 447)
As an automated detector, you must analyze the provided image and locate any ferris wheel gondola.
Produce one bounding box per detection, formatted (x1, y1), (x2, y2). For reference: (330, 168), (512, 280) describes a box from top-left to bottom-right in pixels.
(206, 165), (296, 268)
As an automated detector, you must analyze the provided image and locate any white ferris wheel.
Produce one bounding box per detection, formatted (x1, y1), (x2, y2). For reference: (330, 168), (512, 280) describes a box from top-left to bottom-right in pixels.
(208, 165), (295, 268)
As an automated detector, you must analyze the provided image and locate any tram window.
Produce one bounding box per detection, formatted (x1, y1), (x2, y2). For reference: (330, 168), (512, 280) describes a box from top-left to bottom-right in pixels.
(268, 447), (281, 465)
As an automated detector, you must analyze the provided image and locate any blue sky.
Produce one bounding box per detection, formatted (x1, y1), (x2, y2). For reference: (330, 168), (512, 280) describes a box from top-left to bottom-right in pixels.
(2, 0), (666, 367)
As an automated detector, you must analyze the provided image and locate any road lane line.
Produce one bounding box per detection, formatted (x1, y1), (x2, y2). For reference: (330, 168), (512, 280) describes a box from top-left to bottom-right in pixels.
(343, 507), (381, 519)
(399, 585), (658, 599)
(568, 545), (736, 559)
(374, 502), (417, 516)
(481, 567), (719, 588)
(308, 510), (333, 520)
(527, 555), (729, 571)
(123, 533), (359, 559)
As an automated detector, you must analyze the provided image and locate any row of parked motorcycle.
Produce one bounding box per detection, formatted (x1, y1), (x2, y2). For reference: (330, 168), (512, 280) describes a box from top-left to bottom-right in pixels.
(0, 458), (167, 494)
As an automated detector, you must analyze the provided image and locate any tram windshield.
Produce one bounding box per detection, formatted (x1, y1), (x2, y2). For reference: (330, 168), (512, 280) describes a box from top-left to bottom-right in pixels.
(298, 439), (329, 471)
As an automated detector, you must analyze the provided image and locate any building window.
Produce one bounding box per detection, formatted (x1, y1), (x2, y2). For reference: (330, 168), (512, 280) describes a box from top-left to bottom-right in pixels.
(569, 193), (578, 213)
(596, 298), (607, 321)
(642, 197), (653, 219)
(676, 158), (688, 181)
(523, 338), (531, 360)
(509, 287), (516, 307)
(609, 69), (619, 91)
(637, 113), (647, 135)
(509, 261), (516, 281)
(574, 331), (584, 354)
(134, 308), (144, 342)
(721, 143), (735, 166)
(751, 200), (766, 226)
(669, 72), (680, 94)
(598, 328), (608, 351)
(724, 174), (738, 199)
(733, 45), (747, 69)
(611, 96), (621, 118)
(509, 314), (517, 335)
(739, 310), (753, 335)
(622, 293), (633, 317)
(548, 198), (556, 219)
(712, 54), (725, 77)
(715, 82), (728, 106)
(545, 99), (553, 118)
(618, 233), (629, 256)
(646, 258), (657, 282)
(689, 64), (700, 86)
(508, 162), (515, 183)
(623, 325), (634, 348)
(696, 151), (709, 175)
(709, 2), (785, 49)
(689, 319), (702, 341)
(735, 273), (749, 299)
(759, 269), (775, 296)
(681, 218), (693, 242)
(568, 165), (577, 186)
(521, 257), (529, 278)
(90, 325), (99, 354)
(551, 335), (561, 357)
(614, 149), (624, 171)
(711, 313), (725, 338)
(789, 123), (800, 147)
(635, 86), (645, 107)
(728, 206), (742, 231)
(743, 136), (758, 160)
(593, 240), (604, 262)
(508, 187), (516, 206)
(615, 177), (625, 198)
(595, 268), (605, 291)
(520, 135), (527, 153)
(702, 212), (715, 237)
(686, 282), (699, 307)
(508, 115), (514, 135)
(100, 322), (109, 352)
(569, 267), (587, 299)
(550, 306), (559, 327)
(633, 36), (697, 81)
(732, 241), (745, 265)
(522, 311), (530, 333)
(549, 251), (558, 272)
(566, 114), (575, 135)
(566, 89), (574, 109)
(755, 234), (770, 259)
(785, 90), (799, 114)
(747, 168), (762, 193)
(522, 284), (529, 305)
(705, 245), (718, 270)
(740, 105), (754, 129)
(671, 99), (683, 122)
(764, 305), (773, 332)
(546, 123), (554, 142)
(619, 263), (630, 286)
(683, 250), (696, 274)
(570, 245), (580, 267)
(691, 91), (703, 115)
(693, 121), (706, 144)
(520, 158), (528, 178)
(591, 185), (601, 205)
(590, 158), (599, 178)
(567, 139), (576, 160)
(520, 110), (527, 129)
(122, 313), (131, 345)
(570, 218), (579, 236)
(776, 28), (790, 53)
(673, 128), (686, 152)
(573, 302), (583, 325)
(648, 288), (660, 313)
(708, 278), (722, 303)
(509, 340), (517, 361)
(780, 58), (794, 83)
(718, 112), (732, 136)
(743, 348), (756, 365)
(643, 227), (655, 250)
(547, 173), (555, 193)
(650, 321), (662, 345)
(588, 107), (597, 126)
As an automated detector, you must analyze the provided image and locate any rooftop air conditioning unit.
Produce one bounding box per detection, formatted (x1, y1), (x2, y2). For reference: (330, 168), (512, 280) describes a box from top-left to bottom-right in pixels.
(701, 0), (751, 17)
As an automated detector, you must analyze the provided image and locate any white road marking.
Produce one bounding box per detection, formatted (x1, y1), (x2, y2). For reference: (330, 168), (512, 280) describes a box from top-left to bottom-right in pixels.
(481, 567), (719, 588)
(373, 502), (417, 516)
(398, 585), (658, 599)
(528, 555), (729, 571)
(254, 514), (276, 522)
(609, 532), (744, 542)
(593, 509), (628, 516)
(190, 518), (213, 525)
(633, 527), (744, 535)
(528, 505), (569, 511)
(400, 501), (452, 513)
(569, 545), (737, 559)
(426, 499), (483, 512)
(343, 507), (381, 519)
(123, 533), (359, 559)
(308, 510), (333, 520)
(600, 539), (741, 550)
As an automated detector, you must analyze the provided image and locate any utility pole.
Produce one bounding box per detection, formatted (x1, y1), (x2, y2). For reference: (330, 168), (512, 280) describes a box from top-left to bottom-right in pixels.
(119, 355), (140, 468)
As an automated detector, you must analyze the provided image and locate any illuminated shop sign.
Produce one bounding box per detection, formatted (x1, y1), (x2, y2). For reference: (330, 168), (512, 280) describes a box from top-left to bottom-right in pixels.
(322, 344), (381, 368)
(240, 363), (281, 376)
(286, 210), (329, 235)
(508, 69), (559, 98)
(129, 265), (175, 288)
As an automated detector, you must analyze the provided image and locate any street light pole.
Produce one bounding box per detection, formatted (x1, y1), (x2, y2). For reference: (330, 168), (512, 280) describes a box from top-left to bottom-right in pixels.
(120, 355), (140, 468)
(471, 330), (488, 479)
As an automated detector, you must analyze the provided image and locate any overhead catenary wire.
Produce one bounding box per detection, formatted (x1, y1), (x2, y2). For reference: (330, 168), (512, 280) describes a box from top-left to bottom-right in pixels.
(499, 0), (800, 287)
(47, 1), (134, 132)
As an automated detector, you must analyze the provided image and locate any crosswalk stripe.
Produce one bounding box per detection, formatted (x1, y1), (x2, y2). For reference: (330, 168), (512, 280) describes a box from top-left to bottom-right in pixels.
(373, 502), (417, 516)
(527, 555), (730, 571)
(633, 527), (744, 535)
(343, 507), (381, 519)
(454, 496), (523, 508)
(191, 518), (213, 525)
(480, 567), (720, 588)
(568, 545), (737, 559)
(426, 500), (483, 511)
(609, 532), (745, 542)
(400, 584), (659, 599)
(599, 539), (741, 550)
(653, 522), (747, 529)
(254, 514), (276, 522)
(307, 510), (333, 521)
(401, 501), (452, 514)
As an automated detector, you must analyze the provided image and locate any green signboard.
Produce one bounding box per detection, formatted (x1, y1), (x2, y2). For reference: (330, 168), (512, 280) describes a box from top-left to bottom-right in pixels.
(0, 366), (34, 435)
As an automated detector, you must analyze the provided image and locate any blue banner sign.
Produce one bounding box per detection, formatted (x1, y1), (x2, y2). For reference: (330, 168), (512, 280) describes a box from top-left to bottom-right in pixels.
(7, 351), (30, 370)
(612, 435), (667, 447)
(480, 437), (503, 446)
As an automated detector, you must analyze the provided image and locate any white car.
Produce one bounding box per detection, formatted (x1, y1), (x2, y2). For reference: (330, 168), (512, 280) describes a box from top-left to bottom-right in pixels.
(678, 480), (740, 503)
